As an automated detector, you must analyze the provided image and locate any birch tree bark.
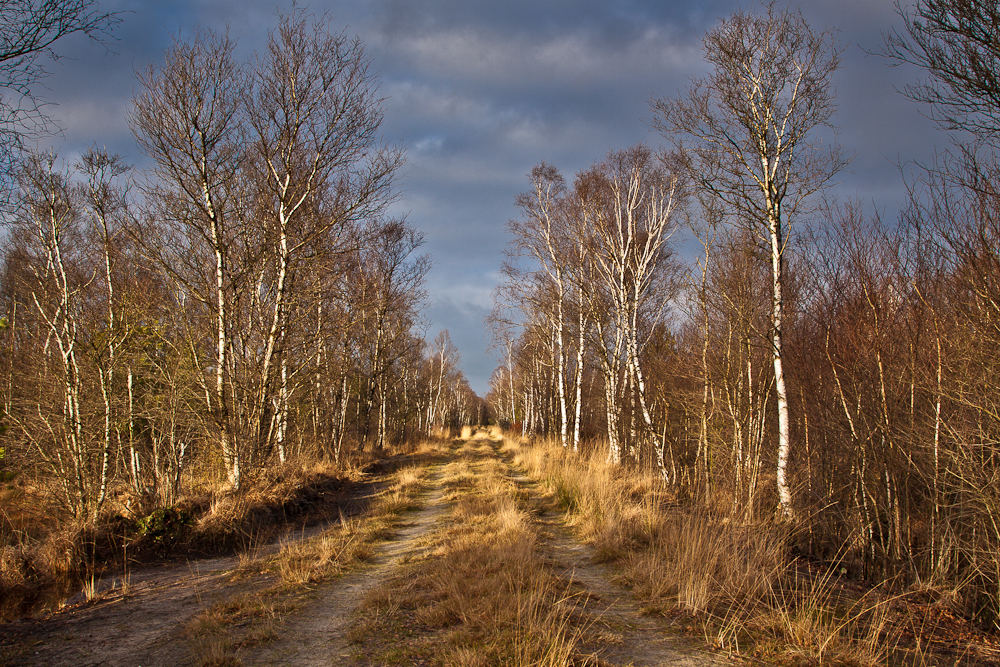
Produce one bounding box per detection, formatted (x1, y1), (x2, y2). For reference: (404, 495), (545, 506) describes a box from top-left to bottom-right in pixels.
(653, 1), (846, 519)
(129, 29), (246, 488)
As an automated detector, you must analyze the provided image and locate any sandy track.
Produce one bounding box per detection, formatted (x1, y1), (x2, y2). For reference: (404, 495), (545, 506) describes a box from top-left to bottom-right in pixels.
(2, 440), (726, 666)
(0, 475), (389, 667)
(243, 466), (448, 666)
(0, 554), (251, 667)
(540, 519), (724, 666)
(503, 458), (727, 667)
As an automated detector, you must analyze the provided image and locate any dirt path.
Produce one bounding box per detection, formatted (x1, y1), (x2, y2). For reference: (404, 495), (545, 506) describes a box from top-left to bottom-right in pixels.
(527, 485), (723, 665)
(0, 470), (394, 667)
(1, 438), (726, 666)
(343, 433), (726, 666)
(0, 553), (254, 667)
(497, 445), (725, 667)
(243, 464), (449, 666)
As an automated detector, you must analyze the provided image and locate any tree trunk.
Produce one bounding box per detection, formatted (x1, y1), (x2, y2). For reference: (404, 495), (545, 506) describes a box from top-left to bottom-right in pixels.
(769, 212), (793, 520)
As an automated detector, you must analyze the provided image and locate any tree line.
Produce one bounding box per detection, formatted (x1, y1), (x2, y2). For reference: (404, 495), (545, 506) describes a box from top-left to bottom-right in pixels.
(490, 0), (1000, 626)
(0, 9), (479, 522)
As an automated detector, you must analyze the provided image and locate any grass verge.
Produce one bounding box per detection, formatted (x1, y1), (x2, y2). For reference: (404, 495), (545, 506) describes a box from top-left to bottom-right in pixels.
(505, 436), (977, 666)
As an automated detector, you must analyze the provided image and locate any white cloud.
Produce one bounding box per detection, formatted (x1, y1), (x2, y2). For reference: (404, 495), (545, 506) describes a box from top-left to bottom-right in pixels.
(427, 276), (496, 311)
(380, 25), (701, 90)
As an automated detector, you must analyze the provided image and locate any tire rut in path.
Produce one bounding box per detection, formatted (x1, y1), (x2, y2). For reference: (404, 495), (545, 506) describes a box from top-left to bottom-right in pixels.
(0, 476), (394, 667)
(244, 464), (449, 667)
(503, 459), (728, 667)
(543, 526), (725, 666)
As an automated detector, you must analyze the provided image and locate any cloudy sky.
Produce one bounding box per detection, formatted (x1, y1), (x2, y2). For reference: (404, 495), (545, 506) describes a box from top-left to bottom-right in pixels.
(36, 0), (943, 395)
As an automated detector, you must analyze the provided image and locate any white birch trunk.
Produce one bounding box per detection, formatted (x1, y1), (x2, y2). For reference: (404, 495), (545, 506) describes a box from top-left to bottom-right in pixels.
(768, 213), (793, 520)
(555, 278), (569, 448)
(202, 173), (238, 489)
(572, 305), (585, 452)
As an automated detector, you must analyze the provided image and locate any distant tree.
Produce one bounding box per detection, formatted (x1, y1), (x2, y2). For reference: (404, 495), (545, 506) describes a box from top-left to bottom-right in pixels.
(352, 219), (429, 451)
(652, 0), (847, 519)
(427, 330), (460, 430)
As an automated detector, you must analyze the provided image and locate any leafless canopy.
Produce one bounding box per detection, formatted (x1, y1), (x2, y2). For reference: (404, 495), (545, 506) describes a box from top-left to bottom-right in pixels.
(0, 0), (121, 200)
(652, 0), (846, 234)
(884, 0), (1000, 143)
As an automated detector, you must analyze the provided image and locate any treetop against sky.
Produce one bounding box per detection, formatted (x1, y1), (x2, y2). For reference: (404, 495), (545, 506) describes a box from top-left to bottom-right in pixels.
(36, 0), (939, 395)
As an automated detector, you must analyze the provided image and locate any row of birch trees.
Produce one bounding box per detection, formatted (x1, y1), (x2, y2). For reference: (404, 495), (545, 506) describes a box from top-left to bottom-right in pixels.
(0, 10), (477, 522)
(490, 0), (1000, 625)
(492, 146), (683, 474)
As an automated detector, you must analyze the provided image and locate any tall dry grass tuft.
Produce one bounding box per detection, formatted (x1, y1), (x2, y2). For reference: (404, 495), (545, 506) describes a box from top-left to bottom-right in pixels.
(0, 478), (83, 618)
(185, 591), (291, 666)
(0, 512), (114, 620)
(507, 436), (901, 665)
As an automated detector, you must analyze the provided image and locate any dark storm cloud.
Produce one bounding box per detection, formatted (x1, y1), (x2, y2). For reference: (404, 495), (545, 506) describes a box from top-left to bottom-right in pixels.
(31, 0), (947, 395)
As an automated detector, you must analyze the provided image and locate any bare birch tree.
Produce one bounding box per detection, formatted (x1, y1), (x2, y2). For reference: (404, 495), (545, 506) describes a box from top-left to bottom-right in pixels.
(509, 163), (573, 449)
(128, 30), (247, 488)
(587, 146), (681, 471)
(245, 8), (404, 462)
(77, 148), (131, 499)
(652, 1), (846, 518)
(9, 152), (101, 518)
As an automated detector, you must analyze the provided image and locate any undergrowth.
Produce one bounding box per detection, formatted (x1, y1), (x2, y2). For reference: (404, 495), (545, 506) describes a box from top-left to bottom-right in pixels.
(506, 436), (929, 666)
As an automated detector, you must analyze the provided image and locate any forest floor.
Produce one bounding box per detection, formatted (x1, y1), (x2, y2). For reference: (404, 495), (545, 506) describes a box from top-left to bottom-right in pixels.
(0, 431), (725, 667)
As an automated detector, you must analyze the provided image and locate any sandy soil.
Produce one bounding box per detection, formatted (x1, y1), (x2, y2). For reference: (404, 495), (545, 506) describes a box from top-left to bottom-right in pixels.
(242, 466), (448, 667)
(0, 476), (388, 667)
(505, 462), (726, 666)
(0, 553), (256, 667)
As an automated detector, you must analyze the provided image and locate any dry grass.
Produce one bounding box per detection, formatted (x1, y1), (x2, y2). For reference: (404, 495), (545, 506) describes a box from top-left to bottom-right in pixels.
(192, 458), (366, 552)
(275, 464), (425, 586)
(0, 455), (374, 620)
(0, 476), (85, 618)
(0, 521), (93, 620)
(350, 438), (591, 666)
(506, 436), (905, 666)
(187, 591), (290, 661)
